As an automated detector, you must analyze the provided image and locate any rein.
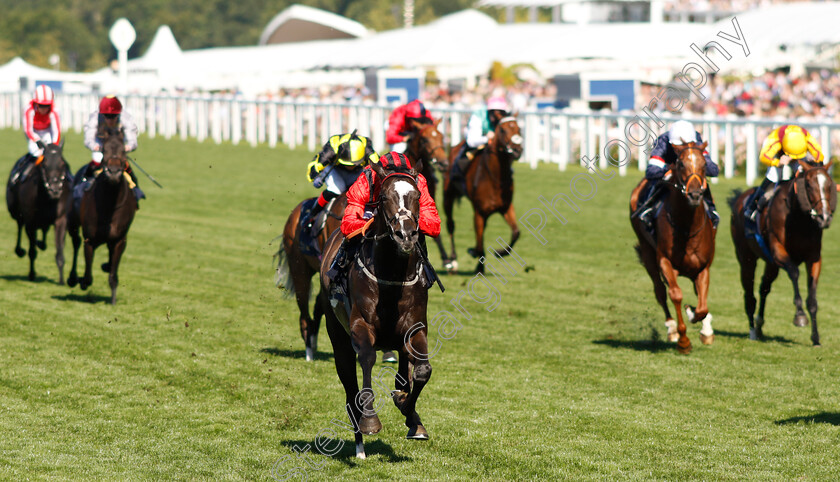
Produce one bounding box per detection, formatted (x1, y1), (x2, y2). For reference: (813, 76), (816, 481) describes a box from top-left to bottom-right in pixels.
(670, 146), (707, 194)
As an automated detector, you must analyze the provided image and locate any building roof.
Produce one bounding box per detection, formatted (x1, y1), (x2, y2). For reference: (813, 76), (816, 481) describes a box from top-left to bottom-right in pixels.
(258, 4), (369, 45)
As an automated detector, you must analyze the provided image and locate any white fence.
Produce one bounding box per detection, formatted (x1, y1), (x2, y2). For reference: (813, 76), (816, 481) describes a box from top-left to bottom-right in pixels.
(3, 91), (839, 185)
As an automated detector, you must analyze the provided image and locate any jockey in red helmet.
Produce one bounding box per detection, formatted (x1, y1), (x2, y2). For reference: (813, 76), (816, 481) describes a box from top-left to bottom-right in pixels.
(385, 100), (434, 153)
(327, 151), (441, 283)
(11, 85), (63, 185)
(82, 95), (144, 202)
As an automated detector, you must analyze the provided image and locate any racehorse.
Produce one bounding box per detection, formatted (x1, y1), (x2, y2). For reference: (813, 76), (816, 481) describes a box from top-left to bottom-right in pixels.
(629, 141), (716, 354)
(441, 115), (523, 273)
(6, 143), (72, 283)
(67, 126), (138, 304)
(729, 159), (836, 346)
(319, 160), (433, 459)
(405, 118), (449, 263)
(275, 194), (345, 361)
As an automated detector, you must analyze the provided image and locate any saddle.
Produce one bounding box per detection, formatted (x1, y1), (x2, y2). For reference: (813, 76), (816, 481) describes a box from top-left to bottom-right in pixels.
(298, 197), (338, 257)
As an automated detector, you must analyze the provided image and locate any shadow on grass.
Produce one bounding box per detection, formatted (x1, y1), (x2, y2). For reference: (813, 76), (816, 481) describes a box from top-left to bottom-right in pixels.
(713, 329), (797, 345)
(775, 412), (840, 426)
(0, 273), (56, 284)
(260, 347), (334, 362)
(51, 292), (112, 304)
(592, 338), (673, 353)
(280, 438), (411, 466)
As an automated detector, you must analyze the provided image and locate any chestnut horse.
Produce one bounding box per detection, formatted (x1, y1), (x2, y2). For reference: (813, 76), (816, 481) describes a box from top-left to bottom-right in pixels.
(729, 159), (836, 346)
(6, 143), (72, 283)
(405, 118), (449, 262)
(275, 194), (345, 361)
(67, 126), (138, 304)
(629, 142), (716, 354)
(320, 161), (433, 459)
(442, 115), (523, 273)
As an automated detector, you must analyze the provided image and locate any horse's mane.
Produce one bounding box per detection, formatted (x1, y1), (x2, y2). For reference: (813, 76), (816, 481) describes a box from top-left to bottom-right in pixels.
(411, 117), (433, 126)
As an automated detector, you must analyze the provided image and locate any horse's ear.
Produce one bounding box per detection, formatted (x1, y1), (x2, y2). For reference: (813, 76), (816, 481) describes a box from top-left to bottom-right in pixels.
(433, 117), (441, 128)
(411, 158), (423, 176)
(824, 159), (833, 170)
(673, 144), (687, 155)
(699, 141), (708, 151)
(58, 137), (64, 149)
(408, 118), (421, 131)
(512, 110), (519, 118)
(370, 160), (386, 179)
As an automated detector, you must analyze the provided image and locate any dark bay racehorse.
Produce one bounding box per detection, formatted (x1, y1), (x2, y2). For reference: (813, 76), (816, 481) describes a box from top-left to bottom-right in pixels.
(6, 143), (72, 283)
(729, 159), (836, 346)
(629, 141), (716, 354)
(67, 127), (138, 304)
(405, 118), (449, 262)
(442, 115), (523, 273)
(275, 195), (345, 361)
(320, 161), (432, 459)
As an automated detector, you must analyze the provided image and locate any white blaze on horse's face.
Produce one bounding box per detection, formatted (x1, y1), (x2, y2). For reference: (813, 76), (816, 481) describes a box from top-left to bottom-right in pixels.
(394, 180), (416, 225)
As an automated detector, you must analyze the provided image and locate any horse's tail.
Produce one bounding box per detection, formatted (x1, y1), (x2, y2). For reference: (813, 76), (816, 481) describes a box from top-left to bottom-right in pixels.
(272, 236), (295, 296)
(633, 244), (643, 265)
(727, 189), (744, 210)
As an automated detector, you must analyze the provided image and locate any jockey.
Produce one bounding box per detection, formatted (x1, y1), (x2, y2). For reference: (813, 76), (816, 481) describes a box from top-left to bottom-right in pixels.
(450, 96), (510, 185)
(304, 131), (378, 230)
(385, 99), (434, 153)
(327, 151), (441, 282)
(11, 85), (62, 185)
(745, 124), (824, 224)
(83, 95), (144, 202)
(636, 120), (720, 227)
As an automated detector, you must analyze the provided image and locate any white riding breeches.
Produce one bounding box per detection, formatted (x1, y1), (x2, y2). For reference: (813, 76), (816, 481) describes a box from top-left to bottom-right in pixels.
(391, 142), (407, 154)
(91, 151), (104, 165)
(765, 165), (797, 183)
(324, 167), (363, 195)
(27, 129), (54, 157)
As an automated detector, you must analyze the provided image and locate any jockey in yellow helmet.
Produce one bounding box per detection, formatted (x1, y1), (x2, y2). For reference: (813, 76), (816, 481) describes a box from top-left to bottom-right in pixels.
(304, 131), (378, 230)
(745, 124), (824, 224)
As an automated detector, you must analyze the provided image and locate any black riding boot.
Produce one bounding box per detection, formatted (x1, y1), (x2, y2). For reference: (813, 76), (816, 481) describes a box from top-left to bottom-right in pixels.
(704, 188), (720, 228)
(636, 179), (663, 228)
(747, 178), (774, 222)
(10, 154), (32, 185)
(327, 239), (350, 282)
(126, 168), (145, 202)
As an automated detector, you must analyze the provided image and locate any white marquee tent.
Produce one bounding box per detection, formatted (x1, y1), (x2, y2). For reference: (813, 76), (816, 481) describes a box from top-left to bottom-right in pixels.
(3, 3), (840, 96)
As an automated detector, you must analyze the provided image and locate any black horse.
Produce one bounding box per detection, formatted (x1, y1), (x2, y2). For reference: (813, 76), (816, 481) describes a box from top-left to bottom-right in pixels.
(6, 143), (72, 283)
(320, 160), (434, 459)
(67, 126), (138, 304)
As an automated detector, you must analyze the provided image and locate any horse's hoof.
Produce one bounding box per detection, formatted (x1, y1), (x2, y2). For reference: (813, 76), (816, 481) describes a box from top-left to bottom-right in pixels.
(406, 424), (429, 440)
(700, 333), (714, 345)
(355, 442), (366, 460)
(305, 347), (314, 362)
(101, 262), (111, 273)
(359, 415), (382, 435)
(14, 247), (24, 257)
(793, 314), (808, 327)
(28, 271), (35, 281)
(749, 328), (757, 340)
(67, 275), (77, 287)
(813, 343), (822, 348)
(37, 240), (46, 250)
(80, 278), (91, 290)
(382, 351), (397, 363)
(677, 340), (692, 354)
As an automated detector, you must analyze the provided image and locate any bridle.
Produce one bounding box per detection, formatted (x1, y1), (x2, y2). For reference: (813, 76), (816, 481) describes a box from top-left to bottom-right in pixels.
(496, 117), (523, 157)
(370, 172), (420, 243)
(671, 145), (707, 195)
(410, 127), (447, 170)
(37, 151), (67, 197)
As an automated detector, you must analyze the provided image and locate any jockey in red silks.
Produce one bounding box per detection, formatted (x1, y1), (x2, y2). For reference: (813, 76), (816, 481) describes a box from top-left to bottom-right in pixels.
(11, 85), (62, 184)
(328, 151), (441, 281)
(385, 100), (435, 153)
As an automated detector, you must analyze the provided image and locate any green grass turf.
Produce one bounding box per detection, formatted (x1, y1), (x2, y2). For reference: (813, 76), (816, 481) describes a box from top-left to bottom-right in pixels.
(1, 127), (840, 480)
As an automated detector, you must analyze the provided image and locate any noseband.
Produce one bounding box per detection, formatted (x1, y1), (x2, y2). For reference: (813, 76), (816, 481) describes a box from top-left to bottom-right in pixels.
(672, 146), (707, 195)
(496, 117), (522, 156)
(369, 172), (420, 242)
